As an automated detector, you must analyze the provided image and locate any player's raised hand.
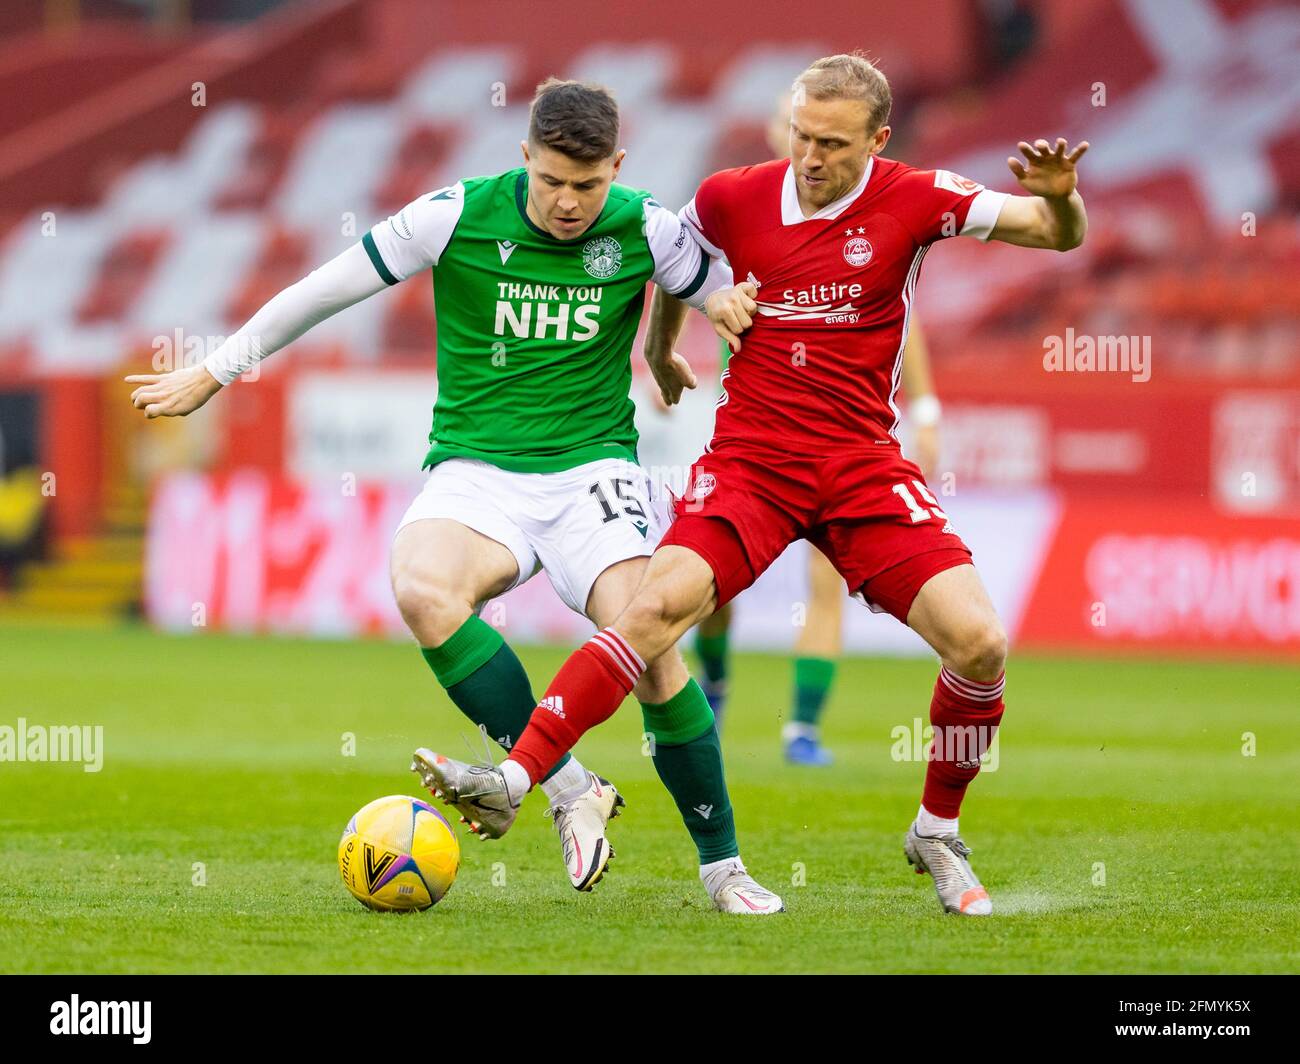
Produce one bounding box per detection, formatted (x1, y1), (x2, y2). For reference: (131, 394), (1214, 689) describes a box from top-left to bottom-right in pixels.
(1007, 138), (1088, 199)
(125, 364), (224, 419)
(706, 281), (758, 354)
(646, 349), (697, 407)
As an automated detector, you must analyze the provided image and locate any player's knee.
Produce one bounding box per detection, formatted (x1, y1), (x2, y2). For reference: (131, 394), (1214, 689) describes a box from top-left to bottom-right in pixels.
(953, 620), (1007, 683)
(620, 590), (672, 636)
(619, 587), (697, 656)
(391, 566), (472, 645)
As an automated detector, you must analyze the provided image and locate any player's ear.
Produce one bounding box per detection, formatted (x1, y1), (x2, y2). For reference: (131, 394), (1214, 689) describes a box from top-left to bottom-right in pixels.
(610, 148), (626, 179)
(520, 140), (531, 166)
(869, 125), (892, 156)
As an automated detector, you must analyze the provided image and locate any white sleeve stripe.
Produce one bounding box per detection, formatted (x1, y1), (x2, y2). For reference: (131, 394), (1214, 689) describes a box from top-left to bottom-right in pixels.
(681, 196), (725, 259)
(959, 189), (1010, 241)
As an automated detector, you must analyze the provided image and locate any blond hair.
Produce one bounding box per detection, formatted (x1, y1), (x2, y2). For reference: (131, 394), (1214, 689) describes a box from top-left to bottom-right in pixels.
(795, 52), (892, 133)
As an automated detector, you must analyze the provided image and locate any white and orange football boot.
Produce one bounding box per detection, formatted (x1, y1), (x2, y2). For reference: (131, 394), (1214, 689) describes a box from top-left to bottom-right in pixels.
(904, 823), (993, 916)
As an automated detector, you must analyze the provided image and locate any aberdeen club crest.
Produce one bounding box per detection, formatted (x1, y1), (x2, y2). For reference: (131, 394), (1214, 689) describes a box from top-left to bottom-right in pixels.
(843, 234), (873, 267)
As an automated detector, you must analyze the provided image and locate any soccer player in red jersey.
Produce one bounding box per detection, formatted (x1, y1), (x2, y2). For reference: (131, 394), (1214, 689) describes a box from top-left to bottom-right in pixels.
(423, 52), (1088, 916)
(692, 85), (946, 769)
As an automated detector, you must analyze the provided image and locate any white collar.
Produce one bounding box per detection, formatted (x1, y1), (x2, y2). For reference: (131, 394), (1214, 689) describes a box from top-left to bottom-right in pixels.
(780, 156), (874, 225)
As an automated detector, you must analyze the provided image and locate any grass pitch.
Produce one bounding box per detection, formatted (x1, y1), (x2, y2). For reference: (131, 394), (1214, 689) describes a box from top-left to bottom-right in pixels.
(1, 622), (1296, 974)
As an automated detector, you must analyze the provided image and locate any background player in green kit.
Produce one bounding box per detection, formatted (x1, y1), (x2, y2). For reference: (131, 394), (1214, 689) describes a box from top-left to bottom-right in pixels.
(125, 78), (783, 913)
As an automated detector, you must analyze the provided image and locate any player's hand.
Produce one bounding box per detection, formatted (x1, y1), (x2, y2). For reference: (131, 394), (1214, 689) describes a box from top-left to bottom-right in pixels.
(125, 364), (223, 418)
(913, 423), (941, 481)
(646, 380), (671, 413)
(1007, 138), (1088, 200)
(706, 281), (758, 354)
(645, 349), (697, 407)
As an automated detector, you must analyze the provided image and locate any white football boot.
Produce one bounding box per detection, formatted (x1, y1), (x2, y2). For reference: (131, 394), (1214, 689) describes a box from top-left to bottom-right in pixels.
(903, 823), (993, 915)
(411, 748), (519, 839)
(543, 772), (625, 892)
(701, 858), (786, 914)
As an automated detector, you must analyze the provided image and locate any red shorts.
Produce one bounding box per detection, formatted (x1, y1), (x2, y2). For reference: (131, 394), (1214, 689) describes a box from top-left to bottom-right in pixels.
(658, 440), (973, 622)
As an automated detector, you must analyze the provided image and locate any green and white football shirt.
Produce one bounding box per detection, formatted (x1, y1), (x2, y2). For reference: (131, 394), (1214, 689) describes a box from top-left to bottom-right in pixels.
(363, 168), (723, 473)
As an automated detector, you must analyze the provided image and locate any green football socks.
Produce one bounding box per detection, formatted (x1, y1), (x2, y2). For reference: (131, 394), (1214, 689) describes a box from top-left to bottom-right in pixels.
(420, 614), (570, 781)
(641, 678), (738, 864)
(694, 628), (730, 686)
(792, 655), (837, 727)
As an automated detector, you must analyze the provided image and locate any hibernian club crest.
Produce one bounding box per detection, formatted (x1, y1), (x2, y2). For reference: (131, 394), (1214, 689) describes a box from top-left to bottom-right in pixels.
(582, 236), (622, 278)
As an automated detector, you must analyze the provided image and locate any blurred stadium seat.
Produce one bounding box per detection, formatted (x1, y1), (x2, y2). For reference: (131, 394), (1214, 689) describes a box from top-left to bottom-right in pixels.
(0, 0), (1296, 653)
(0, 0), (1294, 379)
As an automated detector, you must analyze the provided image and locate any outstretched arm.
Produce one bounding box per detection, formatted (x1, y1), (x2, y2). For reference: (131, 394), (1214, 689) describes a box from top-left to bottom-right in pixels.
(989, 138), (1089, 252)
(126, 240), (388, 418)
(128, 184), (462, 418)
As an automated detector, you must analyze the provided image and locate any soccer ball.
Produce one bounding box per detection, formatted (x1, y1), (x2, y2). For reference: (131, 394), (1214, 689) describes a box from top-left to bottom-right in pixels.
(338, 795), (460, 912)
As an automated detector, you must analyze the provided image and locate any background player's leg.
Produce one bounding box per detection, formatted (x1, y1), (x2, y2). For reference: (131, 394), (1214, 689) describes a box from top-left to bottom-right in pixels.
(588, 557), (739, 867)
(903, 563), (1007, 833)
(391, 517), (579, 791)
(693, 601), (731, 725)
(785, 546), (843, 766)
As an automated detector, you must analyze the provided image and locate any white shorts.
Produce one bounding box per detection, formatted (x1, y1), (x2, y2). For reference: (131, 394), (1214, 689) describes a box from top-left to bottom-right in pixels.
(395, 456), (668, 615)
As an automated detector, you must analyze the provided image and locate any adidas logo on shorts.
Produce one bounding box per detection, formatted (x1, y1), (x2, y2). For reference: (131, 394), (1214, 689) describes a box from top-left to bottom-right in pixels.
(540, 695), (565, 719)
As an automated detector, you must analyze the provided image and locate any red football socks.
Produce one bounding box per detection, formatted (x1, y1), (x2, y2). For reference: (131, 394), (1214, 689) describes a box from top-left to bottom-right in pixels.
(507, 629), (646, 786)
(921, 666), (1005, 819)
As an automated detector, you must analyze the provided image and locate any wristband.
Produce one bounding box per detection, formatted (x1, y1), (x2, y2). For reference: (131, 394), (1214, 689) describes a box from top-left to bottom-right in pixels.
(909, 395), (942, 428)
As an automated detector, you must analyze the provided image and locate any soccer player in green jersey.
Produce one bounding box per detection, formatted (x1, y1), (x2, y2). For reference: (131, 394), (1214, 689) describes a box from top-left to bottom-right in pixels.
(127, 78), (782, 912)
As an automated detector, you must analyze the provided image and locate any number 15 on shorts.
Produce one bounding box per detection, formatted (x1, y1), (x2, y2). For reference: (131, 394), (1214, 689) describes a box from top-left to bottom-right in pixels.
(892, 479), (949, 523)
(589, 477), (651, 538)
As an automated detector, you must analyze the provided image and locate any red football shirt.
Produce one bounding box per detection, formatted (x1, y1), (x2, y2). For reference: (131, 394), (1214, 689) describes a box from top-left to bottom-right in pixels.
(682, 156), (1008, 453)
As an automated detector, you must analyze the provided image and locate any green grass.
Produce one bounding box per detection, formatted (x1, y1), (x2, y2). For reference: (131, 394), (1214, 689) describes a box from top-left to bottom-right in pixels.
(1, 622), (1297, 973)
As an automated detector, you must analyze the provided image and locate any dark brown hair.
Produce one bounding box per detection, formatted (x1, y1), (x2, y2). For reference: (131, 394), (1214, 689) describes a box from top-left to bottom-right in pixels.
(528, 77), (620, 162)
